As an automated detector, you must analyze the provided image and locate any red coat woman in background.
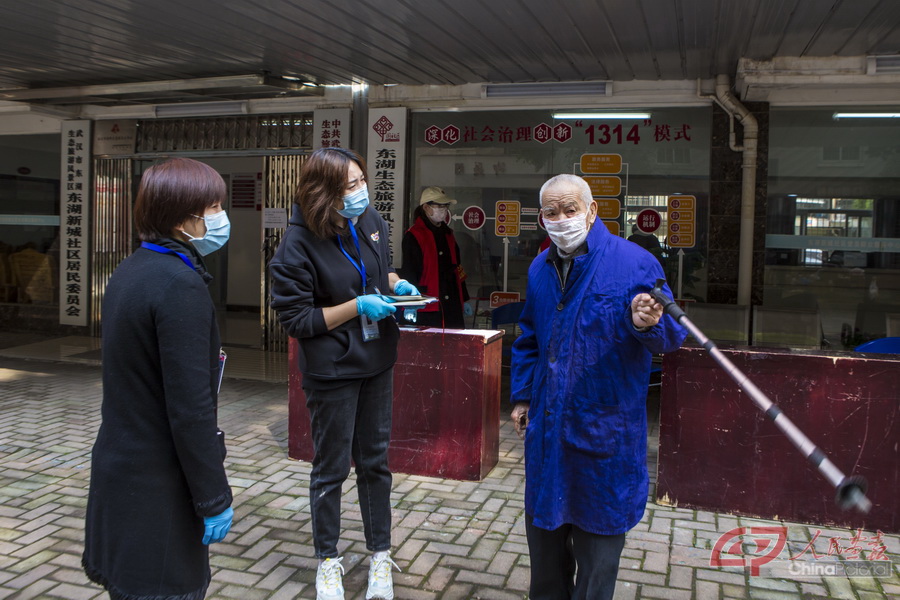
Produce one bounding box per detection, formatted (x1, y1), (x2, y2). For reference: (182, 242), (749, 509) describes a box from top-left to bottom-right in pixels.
(400, 186), (470, 329)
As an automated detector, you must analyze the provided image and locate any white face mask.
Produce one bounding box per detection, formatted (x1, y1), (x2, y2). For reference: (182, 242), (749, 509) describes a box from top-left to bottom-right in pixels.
(544, 213), (590, 254)
(427, 205), (449, 224)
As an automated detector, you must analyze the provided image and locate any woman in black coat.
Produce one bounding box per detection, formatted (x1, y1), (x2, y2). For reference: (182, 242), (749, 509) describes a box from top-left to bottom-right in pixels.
(83, 158), (234, 600)
(269, 147), (419, 600)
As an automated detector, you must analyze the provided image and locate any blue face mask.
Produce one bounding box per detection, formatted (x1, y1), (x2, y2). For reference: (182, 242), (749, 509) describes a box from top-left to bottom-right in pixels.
(337, 186), (369, 219)
(182, 210), (231, 256)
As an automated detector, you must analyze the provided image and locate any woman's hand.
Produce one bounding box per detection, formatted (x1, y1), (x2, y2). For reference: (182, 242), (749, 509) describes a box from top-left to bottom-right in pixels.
(356, 295), (397, 321)
(202, 507), (234, 545)
(393, 279), (419, 296)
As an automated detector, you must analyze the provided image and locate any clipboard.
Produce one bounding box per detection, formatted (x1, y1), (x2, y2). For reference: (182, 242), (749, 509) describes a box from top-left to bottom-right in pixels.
(383, 294), (438, 307)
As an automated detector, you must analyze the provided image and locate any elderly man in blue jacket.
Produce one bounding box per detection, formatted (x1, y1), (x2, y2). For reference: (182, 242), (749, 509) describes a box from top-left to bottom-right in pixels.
(510, 174), (687, 600)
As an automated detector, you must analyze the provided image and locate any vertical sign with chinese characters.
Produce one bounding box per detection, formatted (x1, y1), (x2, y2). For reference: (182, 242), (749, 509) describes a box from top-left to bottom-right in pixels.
(495, 201), (521, 237)
(367, 107), (408, 266)
(667, 195), (696, 248)
(580, 153), (624, 237)
(313, 109), (351, 150)
(60, 120), (92, 326)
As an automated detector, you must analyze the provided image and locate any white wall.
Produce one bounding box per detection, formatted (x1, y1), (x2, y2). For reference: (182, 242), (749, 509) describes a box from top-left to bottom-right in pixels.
(0, 112), (63, 135)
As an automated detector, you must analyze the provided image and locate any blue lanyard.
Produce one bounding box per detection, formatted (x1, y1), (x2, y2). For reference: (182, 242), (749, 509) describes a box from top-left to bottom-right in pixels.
(140, 241), (196, 271)
(336, 222), (367, 292)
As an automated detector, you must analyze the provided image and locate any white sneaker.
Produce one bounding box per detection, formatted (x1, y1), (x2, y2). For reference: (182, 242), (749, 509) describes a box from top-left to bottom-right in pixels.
(316, 557), (345, 600)
(366, 551), (399, 600)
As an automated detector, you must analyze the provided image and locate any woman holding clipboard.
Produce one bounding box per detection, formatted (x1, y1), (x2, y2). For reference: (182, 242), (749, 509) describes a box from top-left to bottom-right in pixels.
(269, 147), (420, 600)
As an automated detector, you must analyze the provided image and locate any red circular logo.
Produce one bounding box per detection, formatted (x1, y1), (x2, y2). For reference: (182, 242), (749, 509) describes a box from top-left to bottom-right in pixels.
(462, 206), (486, 230)
(636, 209), (661, 233)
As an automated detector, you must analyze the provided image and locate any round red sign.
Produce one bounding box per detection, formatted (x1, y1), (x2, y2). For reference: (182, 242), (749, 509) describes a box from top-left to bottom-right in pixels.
(636, 209), (661, 233)
(462, 206), (486, 231)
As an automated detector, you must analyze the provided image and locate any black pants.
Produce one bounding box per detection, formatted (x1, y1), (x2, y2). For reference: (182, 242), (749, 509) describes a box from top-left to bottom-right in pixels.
(305, 368), (393, 558)
(525, 513), (626, 600)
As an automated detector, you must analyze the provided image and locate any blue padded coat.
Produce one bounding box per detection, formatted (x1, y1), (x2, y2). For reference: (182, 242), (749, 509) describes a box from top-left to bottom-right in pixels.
(511, 221), (686, 535)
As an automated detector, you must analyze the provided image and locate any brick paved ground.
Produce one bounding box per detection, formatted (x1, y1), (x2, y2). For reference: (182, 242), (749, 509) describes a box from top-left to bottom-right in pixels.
(0, 355), (897, 599)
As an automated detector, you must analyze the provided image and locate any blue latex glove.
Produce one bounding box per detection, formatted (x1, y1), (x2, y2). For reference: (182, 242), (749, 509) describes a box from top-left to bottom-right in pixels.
(202, 506), (234, 545)
(464, 303), (474, 317)
(356, 294), (397, 321)
(393, 279), (419, 296)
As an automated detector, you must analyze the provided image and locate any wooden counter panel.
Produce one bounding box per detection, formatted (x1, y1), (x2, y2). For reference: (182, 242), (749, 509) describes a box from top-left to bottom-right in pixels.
(288, 328), (503, 481)
(658, 346), (898, 532)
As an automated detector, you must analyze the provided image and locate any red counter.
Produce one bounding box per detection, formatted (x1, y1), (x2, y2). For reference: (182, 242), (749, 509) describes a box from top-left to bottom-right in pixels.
(288, 327), (503, 481)
(658, 346), (899, 533)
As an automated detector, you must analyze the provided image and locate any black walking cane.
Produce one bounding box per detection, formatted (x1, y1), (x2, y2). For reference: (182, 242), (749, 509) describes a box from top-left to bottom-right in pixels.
(649, 279), (872, 514)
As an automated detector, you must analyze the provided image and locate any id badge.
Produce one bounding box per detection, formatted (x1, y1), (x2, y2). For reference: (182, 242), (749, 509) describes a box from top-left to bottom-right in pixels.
(360, 314), (380, 342)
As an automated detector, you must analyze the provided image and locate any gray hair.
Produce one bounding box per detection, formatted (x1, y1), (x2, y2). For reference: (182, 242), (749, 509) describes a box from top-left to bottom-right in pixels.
(539, 174), (592, 209)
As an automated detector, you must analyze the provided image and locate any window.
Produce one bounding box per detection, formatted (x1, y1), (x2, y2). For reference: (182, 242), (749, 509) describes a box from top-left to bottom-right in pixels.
(411, 108), (711, 304)
(821, 145), (862, 165)
(767, 107), (900, 347)
(0, 175), (61, 305)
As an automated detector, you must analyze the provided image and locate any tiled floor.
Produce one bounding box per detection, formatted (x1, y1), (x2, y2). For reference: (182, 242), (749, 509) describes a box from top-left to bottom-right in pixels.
(0, 334), (897, 599)
(0, 332), (288, 384)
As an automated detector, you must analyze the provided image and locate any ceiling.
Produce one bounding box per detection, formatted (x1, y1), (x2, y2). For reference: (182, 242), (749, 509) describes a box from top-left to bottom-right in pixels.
(0, 0), (898, 107)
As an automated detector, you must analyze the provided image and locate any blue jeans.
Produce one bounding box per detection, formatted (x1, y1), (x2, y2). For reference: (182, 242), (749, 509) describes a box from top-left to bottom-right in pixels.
(525, 513), (626, 600)
(304, 368), (393, 558)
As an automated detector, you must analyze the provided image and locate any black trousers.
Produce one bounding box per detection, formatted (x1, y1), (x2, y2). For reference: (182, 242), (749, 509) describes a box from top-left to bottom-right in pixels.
(304, 368), (393, 558)
(525, 513), (626, 600)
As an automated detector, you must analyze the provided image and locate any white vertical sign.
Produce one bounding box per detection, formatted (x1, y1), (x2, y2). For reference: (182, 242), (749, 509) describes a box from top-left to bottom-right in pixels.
(313, 109), (351, 150)
(60, 120), (92, 326)
(367, 107), (407, 267)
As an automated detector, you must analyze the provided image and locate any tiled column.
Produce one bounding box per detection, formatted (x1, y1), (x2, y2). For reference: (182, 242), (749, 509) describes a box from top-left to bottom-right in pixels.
(707, 102), (769, 305)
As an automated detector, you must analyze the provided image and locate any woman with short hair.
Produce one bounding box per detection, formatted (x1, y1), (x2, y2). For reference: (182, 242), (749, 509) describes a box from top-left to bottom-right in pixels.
(83, 157), (234, 600)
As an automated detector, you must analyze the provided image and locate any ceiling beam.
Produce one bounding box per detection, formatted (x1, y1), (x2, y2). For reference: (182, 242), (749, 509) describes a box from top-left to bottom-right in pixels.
(0, 74), (307, 101)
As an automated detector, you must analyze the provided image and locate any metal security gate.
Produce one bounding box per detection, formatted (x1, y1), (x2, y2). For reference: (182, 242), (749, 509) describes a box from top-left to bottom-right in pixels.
(90, 158), (133, 336)
(262, 154), (307, 352)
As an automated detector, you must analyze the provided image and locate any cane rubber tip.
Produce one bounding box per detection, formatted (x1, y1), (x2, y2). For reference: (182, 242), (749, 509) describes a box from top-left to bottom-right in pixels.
(836, 475), (871, 514)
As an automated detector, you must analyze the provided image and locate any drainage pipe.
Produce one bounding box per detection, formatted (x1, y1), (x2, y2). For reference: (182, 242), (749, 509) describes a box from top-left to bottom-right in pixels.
(713, 75), (758, 306)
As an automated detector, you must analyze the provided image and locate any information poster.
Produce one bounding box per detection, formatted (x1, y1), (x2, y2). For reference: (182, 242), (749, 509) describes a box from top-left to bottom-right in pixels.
(313, 109), (351, 150)
(667, 195), (696, 248)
